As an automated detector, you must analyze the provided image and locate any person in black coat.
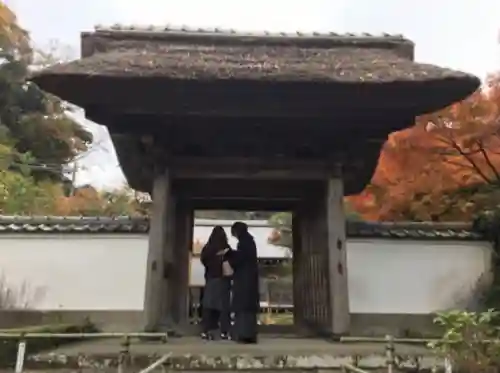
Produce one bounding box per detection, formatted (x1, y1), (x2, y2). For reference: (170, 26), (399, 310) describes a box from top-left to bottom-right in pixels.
(227, 221), (260, 344)
(200, 226), (232, 340)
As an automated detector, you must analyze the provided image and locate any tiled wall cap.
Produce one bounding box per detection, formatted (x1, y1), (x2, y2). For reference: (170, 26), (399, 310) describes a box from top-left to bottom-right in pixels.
(0, 215), (483, 239)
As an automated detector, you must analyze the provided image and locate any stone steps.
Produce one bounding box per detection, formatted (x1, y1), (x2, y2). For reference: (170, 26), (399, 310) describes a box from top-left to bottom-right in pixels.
(5, 337), (443, 372)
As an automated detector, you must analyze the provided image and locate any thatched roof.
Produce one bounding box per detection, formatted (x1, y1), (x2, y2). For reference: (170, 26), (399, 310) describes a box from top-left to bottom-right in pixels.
(36, 46), (474, 84)
(28, 26), (479, 116)
(33, 26), (474, 84)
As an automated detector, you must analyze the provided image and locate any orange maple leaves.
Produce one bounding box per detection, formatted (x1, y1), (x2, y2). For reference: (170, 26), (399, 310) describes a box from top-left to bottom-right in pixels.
(349, 74), (500, 221)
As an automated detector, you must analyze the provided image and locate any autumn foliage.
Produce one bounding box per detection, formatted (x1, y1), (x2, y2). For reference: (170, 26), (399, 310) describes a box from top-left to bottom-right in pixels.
(3, 2), (500, 222)
(348, 74), (500, 222)
(53, 186), (147, 216)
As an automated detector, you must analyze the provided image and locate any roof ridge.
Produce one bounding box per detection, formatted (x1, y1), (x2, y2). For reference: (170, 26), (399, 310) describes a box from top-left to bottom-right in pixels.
(92, 24), (407, 40)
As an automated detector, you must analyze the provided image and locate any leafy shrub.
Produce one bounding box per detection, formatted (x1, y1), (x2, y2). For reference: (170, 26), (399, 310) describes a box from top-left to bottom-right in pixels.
(428, 309), (500, 373)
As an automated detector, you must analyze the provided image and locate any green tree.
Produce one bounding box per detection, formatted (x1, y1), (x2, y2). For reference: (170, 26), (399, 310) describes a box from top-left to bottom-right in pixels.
(0, 169), (58, 214)
(0, 3), (92, 184)
(0, 3), (96, 215)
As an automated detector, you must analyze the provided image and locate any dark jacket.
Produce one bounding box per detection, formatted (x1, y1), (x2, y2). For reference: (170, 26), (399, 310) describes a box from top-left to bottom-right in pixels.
(227, 233), (260, 312)
(200, 244), (230, 280)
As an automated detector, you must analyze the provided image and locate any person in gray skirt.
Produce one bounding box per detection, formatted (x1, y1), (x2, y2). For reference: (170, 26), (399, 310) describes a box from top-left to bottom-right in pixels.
(226, 222), (260, 344)
(200, 226), (232, 340)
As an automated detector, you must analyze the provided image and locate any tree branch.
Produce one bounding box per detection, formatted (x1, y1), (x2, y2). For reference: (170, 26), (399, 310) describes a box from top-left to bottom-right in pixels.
(449, 141), (493, 184)
(433, 135), (482, 157)
(428, 128), (495, 183)
(440, 158), (476, 170)
(476, 139), (500, 182)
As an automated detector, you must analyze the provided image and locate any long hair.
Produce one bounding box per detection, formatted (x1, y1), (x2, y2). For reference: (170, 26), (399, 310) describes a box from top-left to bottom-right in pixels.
(205, 225), (229, 253)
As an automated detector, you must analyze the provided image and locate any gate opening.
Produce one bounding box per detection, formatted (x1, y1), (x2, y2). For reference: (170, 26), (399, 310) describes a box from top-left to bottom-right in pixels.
(189, 210), (294, 329)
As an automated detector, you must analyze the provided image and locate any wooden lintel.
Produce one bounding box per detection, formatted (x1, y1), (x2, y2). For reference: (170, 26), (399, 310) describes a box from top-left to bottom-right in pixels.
(173, 179), (324, 200)
(185, 198), (300, 211)
(173, 168), (328, 180)
(170, 156), (332, 180)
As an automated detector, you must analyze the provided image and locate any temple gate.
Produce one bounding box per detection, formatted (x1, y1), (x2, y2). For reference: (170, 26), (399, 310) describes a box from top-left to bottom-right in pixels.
(31, 25), (479, 336)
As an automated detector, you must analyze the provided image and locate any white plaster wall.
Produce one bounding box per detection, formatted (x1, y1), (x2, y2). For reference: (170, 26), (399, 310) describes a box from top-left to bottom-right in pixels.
(0, 235), (492, 313)
(0, 235), (147, 310)
(347, 239), (492, 313)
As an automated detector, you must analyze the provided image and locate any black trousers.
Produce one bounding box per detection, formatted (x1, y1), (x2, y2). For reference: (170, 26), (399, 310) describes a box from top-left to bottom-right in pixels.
(232, 311), (258, 341)
(202, 308), (231, 334)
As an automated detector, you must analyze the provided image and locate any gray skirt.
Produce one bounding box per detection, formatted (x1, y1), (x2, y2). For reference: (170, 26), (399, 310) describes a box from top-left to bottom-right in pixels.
(203, 277), (231, 311)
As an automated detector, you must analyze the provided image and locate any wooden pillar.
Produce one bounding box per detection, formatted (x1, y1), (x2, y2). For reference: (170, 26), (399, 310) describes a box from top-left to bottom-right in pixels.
(304, 197), (331, 334)
(292, 211), (305, 332)
(294, 177), (349, 337)
(294, 201), (325, 335)
(326, 168), (350, 335)
(302, 207), (314, 325)
(171, 202), (193, 329)
(143, 169), (174, 331)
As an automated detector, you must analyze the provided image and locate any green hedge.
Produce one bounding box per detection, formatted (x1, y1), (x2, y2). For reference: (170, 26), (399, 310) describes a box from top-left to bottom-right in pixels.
(0, 322), (99, 367)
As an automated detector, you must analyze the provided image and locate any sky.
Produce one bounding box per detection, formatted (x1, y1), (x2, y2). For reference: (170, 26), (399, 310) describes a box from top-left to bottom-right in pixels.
(4, 0), (500, 190)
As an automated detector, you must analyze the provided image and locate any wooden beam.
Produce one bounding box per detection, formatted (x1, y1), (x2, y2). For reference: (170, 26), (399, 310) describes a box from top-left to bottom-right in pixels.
(67, 78), (359, 117)
(173, 179), (324, 199)
(186, 198), (299, 211)
(86, 108), (412, 135)
(170, 156), (332, 180)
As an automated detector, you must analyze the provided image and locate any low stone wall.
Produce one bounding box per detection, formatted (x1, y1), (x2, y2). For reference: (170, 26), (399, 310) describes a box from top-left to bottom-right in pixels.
(0, 310), (439, 337)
